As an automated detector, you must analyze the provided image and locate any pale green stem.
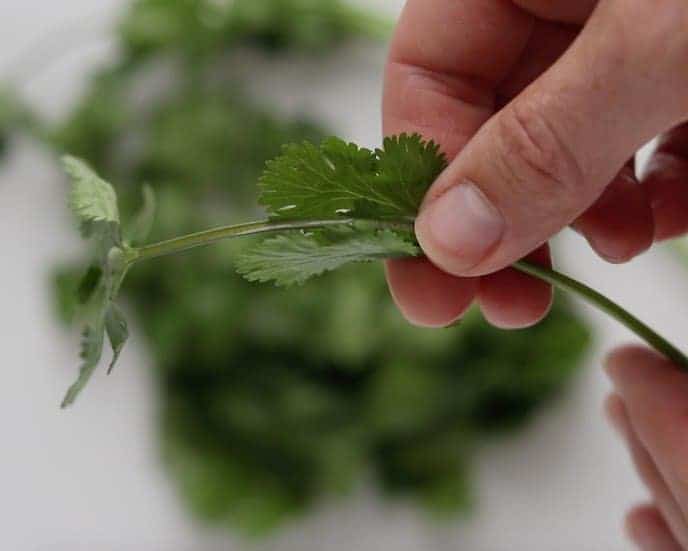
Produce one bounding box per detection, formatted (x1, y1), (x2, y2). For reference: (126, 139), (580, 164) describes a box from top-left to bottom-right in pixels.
(129, 217), (688, 368)
(130, 218), (412, 263)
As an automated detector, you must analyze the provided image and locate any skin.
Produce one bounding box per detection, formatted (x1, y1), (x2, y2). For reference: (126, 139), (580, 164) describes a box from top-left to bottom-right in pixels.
(607, 348), (688, 550)
(384, 0), (688, 329)
(383, 1), (688, 547)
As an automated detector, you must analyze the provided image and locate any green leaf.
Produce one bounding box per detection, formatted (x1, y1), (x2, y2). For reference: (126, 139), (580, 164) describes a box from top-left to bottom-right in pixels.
(63, 155), (121, 243)
(77, 266), (103, 305)
(61, 293), (108, 408)
(236, 227), (420, 286)
(125, 184), (156, 246)
(105, 304), (129, 375)
(61, 157), (133, 407)
(245, 133), (444, 286)
(258, 133), (446, 221)
(60, 256), (130, 407)
(371, 134), (448, 218)
(258, 137), (377, 220)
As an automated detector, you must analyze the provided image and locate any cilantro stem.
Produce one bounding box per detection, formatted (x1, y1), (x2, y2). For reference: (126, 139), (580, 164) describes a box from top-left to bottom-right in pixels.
(130, 218), (412, 263)
(130, 218), (688, 367)
(514, 261), (688, 368)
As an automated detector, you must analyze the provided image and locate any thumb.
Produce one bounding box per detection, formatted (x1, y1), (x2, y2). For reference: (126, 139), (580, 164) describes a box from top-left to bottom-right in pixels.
(415, 0), (688, 277)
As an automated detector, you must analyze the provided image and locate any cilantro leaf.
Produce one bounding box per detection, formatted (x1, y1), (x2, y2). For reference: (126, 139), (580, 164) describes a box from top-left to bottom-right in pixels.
(76, 266), (103, 305)
(64, 155), (121, 245)
(61, 322), (107, 408)
(370, 134), (448, 219)
(237, 227), (420, 286)
(105, 304), (129, 375)
(60, 248), (130, 408)
(258, 133), (446, 221)
(244, 133), (445, 286)
(258, 137), (377, 220)
(61, 157), (138, 407)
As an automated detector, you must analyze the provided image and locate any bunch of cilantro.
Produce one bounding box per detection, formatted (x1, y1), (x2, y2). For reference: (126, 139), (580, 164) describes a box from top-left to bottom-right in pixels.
(7, 0), (589, 536)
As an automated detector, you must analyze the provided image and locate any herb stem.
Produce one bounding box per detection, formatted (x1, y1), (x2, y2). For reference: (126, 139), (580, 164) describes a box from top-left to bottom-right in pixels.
(514, 260), (688, 369)
(131, 218), (412, 263)
(131, 217), (688, 367)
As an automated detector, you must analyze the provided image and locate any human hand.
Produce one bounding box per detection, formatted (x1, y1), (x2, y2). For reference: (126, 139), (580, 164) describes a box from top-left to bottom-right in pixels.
(606, 347), (688, 550)
(384, 0), (688, 329)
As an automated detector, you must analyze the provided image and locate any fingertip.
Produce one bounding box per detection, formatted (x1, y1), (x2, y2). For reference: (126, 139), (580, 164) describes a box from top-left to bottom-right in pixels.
(415, 182), (506, 278)
(574, 169), (654, 264)
(625, 504), (659, 539)
(643, 152), (688, 241)
(605, 345), (667, 384)
(626, 504), (681, 551)
(477, 245), (553, 330)
(385, 258), (478, 328)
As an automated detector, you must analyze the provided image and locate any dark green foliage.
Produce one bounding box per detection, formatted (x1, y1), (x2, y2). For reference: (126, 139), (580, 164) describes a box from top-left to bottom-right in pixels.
(119, 0), (392, 61)
(21, 0), (590, 536)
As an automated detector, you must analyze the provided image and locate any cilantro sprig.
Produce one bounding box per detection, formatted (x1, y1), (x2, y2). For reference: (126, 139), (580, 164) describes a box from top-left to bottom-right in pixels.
(62, 133), (688, 407)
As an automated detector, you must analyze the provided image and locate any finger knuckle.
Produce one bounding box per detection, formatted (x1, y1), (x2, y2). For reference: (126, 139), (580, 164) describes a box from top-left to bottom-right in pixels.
(494, 99), (585, 211)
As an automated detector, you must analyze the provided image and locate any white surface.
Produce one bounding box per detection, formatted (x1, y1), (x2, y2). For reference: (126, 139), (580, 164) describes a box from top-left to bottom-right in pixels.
(2, 1), (683, 550)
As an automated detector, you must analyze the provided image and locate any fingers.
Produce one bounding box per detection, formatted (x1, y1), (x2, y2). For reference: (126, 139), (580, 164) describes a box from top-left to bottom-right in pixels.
(605, 393), (688, 548)
(642, 124), (688, 241)
(385, 258), (477, 328)
(415, 0), (688, 277)
(626, 504), (684, 551)
(477, 244), (552, 329)
(606, 346), (688, 505)
(383, 0), (545, 329)
(573, 164), (654, 263)
(385, 245), (553, 330)
(606, 346), (688, 546)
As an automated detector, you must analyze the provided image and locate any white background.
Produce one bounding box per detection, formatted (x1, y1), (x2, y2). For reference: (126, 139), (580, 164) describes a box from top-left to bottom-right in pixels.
(2, 1), (686, 550)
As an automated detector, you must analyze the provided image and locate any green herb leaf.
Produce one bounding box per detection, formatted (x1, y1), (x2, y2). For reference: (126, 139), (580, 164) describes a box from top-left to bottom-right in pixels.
(258, 137), (377, 220)
(237, 227), (420, 286)
(64, 155), (121, 245)
(61, 157), (134, 407)
(105, 304), (129, 375)
(258, 133), (446, 221)
(60, 250), (130, 407)
(244, 133), (445, 286)
(369, 134), (448, 218)
(61, 321), (107, 408)
(76, 266), (103, 305)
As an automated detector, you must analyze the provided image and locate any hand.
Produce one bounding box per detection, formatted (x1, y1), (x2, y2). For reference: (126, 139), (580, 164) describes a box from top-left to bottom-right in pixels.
(606, 347), (688, 550)
(384, 0), (688, 329)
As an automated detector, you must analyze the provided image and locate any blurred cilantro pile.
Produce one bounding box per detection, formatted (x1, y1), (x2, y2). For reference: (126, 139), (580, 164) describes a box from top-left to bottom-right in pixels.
(6, 0), (590, 537)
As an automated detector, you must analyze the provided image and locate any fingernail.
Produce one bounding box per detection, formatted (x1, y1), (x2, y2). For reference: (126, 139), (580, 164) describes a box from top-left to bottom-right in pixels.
(419, 182), (504, 273)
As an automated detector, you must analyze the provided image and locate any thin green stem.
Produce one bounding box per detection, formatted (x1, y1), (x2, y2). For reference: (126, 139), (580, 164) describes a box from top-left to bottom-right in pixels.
(130, 218), (412, 263)
(129, 217), (688, 367)
(514, 260), (688, 369)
